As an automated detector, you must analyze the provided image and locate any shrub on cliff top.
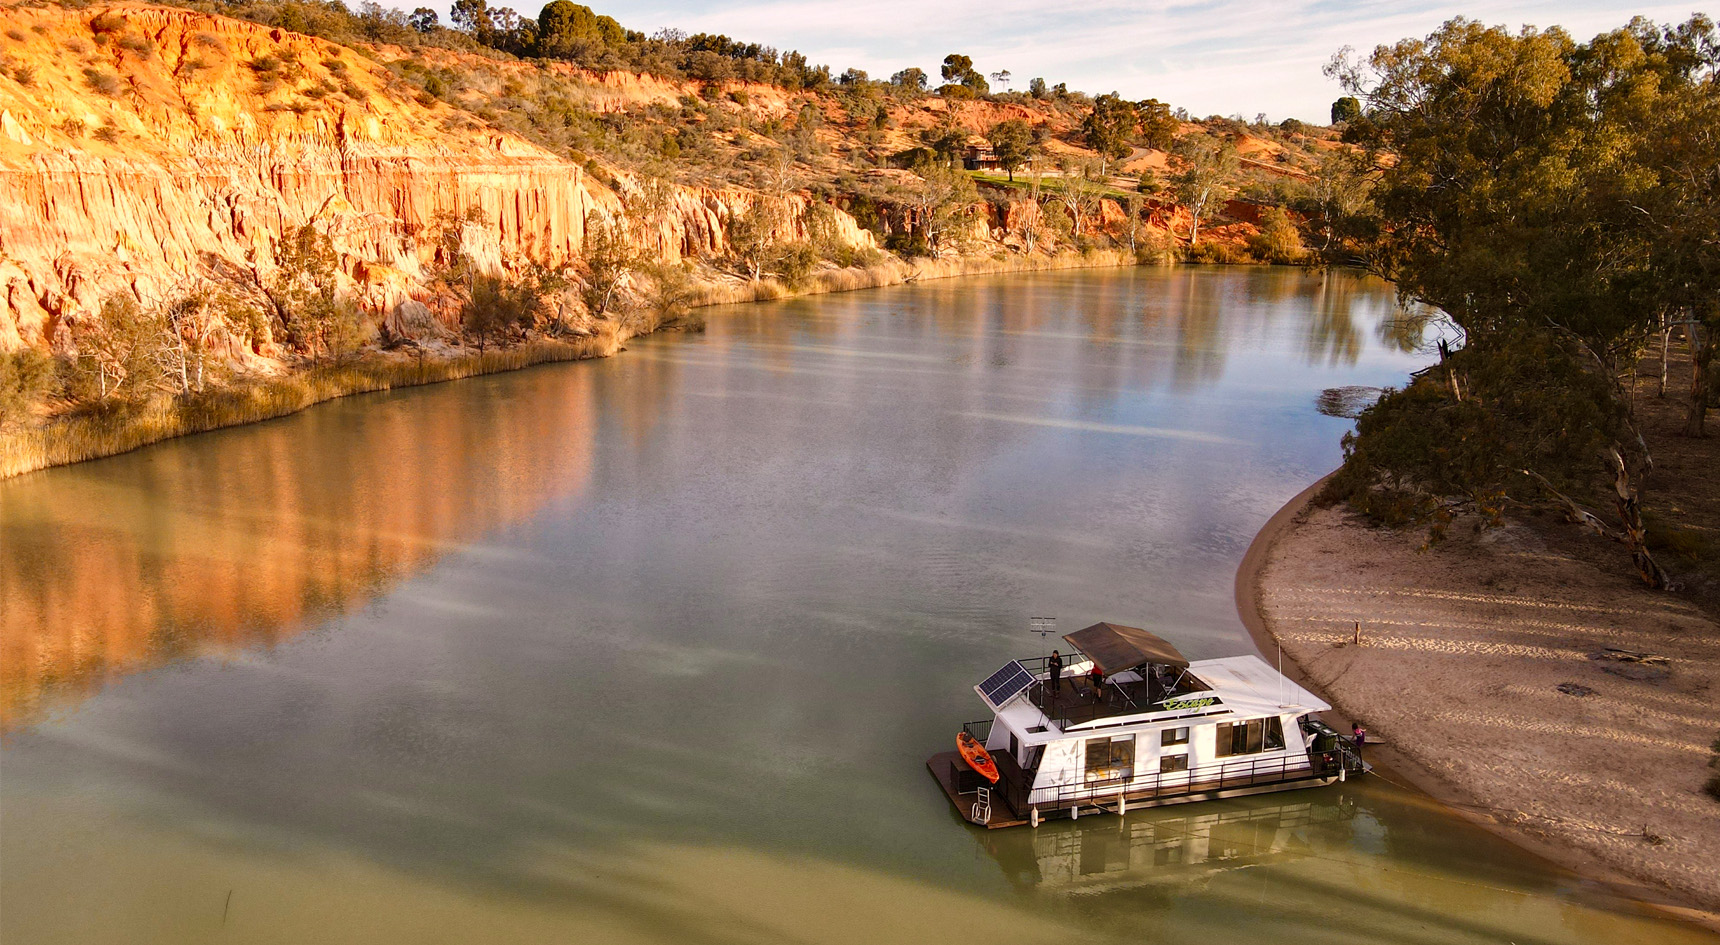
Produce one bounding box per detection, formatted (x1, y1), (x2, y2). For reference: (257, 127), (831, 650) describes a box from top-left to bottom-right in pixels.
(116, 31), (155, 58)
(88, 11), (128, 36)
(82, 67), (122, 96)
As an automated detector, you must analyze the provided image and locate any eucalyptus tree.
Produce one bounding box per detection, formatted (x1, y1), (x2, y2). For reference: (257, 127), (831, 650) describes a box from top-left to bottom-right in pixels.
(1082, 93), (1136, 174)
(1169, 136), (1237, 246)
(1326, 15), (1720, 587)
(986, 118), (1034, 181)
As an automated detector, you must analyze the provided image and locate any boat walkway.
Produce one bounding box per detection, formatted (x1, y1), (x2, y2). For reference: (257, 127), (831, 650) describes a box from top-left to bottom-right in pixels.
(929, 747), (1357, 829)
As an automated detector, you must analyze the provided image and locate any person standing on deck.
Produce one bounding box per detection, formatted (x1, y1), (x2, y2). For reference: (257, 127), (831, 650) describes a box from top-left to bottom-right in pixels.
(1048, 650), (1063, 705)
(1089, 665), (1104, 701)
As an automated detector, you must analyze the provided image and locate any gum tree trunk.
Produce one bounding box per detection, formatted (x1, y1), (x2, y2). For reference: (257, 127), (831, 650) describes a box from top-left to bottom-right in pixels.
(1685, 322), (1712, 438)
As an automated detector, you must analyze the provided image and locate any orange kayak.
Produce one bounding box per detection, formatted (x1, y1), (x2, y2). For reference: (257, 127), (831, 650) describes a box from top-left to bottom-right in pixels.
(956, 731), (1000, 783)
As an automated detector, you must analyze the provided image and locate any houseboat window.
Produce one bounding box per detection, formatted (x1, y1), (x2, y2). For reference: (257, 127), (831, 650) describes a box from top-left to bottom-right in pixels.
(1216, 718), (1284, 756)
(1160, 753), (1188, 773)
(1009, 731), (1020, 760)
(1084, 736), (1135, 780)
(1162, 727), (1189, 746)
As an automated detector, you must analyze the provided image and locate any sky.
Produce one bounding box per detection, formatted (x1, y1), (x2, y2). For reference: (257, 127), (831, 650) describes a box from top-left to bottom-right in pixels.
(399, 1), (1705, 122)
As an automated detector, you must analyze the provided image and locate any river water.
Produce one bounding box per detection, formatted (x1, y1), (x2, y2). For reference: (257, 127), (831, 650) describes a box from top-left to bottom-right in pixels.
(2, 267), (1709, 944)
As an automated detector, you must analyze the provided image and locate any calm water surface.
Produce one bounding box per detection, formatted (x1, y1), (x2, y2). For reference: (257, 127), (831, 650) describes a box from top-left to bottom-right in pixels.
(2, 268), (1710, 944)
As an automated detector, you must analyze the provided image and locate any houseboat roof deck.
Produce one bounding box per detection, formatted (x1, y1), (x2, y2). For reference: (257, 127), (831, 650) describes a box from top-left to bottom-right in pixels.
(986, 654), (1331, 739)
(1062, 622), (1189, 673)
(1022, 662), (1211, 728)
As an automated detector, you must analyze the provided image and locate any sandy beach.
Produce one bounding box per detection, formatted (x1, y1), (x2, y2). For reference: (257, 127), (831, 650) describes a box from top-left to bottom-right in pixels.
(1240, 480), (1720, 927)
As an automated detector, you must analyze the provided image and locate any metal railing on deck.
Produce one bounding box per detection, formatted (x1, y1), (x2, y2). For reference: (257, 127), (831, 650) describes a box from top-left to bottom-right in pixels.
(1031, 751), (1338, 812)
(961, 718), (993, 742)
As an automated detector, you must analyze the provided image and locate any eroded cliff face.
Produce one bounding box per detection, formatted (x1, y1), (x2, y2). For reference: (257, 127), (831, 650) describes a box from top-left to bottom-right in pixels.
(0, 4), (874, 352)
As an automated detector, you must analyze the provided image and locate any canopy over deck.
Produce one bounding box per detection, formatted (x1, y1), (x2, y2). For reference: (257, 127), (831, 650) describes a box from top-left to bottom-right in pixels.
(1062, 622), (1189, 675)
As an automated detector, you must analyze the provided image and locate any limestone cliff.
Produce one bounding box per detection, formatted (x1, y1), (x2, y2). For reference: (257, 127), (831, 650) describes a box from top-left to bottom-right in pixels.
(0, 4), (874, 352)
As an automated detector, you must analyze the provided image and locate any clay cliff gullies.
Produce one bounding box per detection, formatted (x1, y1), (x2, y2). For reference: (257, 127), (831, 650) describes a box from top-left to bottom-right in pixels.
(0, 4), (876, 352)
(0, 363), (605, 732)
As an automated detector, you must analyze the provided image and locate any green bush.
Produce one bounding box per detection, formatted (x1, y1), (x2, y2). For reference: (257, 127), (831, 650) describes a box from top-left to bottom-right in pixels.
(1325, 330), (1628, 541)
(1646, 519), (1711, 562)
(775, 242), (819, 288)
(269, 224), (370, 361)
(0, 348), (56, 427)
(1182, 241), (1255, 265)
(1247, 207), (1306, 264)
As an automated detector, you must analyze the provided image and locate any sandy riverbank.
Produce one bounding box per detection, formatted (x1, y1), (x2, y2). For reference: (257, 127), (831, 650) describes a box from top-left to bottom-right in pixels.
(1239, 478), (1720, 928)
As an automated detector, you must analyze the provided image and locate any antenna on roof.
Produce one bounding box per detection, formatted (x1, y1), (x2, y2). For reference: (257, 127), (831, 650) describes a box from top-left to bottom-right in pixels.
(1030, 616), (1056, 665)
(1278, 643), (1290, 709)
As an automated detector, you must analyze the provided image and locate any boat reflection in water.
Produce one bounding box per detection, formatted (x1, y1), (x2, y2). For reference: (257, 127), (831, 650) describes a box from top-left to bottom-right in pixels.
(978, 792), (1357, 898)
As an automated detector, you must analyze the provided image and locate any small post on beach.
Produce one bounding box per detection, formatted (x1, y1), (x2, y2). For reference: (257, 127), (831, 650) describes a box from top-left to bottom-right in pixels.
(1353, 621), (1361, 646)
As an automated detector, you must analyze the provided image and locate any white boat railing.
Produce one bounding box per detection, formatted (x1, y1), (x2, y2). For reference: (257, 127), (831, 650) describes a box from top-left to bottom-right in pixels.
(1029, 752), (1334, 811)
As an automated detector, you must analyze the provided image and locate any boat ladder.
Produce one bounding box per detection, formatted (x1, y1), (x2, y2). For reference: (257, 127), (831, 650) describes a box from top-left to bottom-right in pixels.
(971, 786), (991, 824)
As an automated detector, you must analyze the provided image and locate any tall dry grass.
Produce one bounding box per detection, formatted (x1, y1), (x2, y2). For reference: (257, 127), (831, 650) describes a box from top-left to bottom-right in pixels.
(3, 249), (1139, 479)
(1, 333), (619, 479)
(687, 249), (1136, 307)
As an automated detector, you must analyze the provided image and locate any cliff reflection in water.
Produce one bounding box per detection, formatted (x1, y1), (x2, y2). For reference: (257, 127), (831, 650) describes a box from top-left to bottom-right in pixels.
(0, 366), (600, 732)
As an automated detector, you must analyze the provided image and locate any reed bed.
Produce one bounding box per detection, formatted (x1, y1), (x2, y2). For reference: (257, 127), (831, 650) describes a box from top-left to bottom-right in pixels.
(687, 250), (1136, 307)
(0, 334), (619, 479)
(3, 250), (1136, 478)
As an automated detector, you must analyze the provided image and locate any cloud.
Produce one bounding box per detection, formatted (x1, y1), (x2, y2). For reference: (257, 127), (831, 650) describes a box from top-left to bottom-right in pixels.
(389, 1), (1704, 121)
(590, 0), (1704, 120)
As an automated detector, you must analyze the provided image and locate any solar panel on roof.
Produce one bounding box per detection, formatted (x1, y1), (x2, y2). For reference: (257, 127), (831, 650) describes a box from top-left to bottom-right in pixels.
(977, 660), (1034, 708)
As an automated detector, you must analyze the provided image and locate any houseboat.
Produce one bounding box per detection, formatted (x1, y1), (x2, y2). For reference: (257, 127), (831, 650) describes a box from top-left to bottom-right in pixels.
(929, 622), (1367, 828)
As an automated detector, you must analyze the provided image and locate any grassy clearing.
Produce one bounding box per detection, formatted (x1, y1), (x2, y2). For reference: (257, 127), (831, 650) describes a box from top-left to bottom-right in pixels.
(0, 333), (619, 479)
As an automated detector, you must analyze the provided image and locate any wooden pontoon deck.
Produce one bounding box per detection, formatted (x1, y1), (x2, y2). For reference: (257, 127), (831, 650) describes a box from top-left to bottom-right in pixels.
(928, 750), (1029, 828)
